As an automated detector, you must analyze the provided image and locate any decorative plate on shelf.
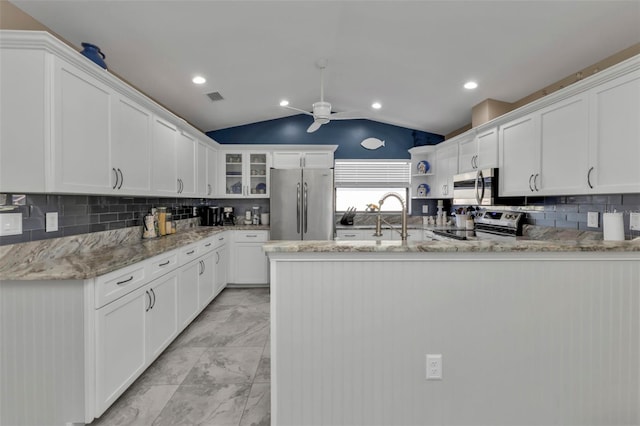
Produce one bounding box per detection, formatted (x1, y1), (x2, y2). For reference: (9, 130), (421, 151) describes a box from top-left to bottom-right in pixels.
(417, 183), (430, 197)
(417, 160), (430, 174)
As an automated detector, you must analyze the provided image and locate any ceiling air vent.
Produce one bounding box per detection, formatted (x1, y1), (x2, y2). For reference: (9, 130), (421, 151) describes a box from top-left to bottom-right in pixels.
(206, 91), (224, 102)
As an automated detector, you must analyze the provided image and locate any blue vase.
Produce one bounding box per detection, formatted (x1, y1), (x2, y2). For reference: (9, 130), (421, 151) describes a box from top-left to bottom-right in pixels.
(80, 42), (107, 69)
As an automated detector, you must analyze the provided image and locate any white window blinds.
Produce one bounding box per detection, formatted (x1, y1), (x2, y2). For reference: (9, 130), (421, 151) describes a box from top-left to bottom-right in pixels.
(334, 160), (412, 188)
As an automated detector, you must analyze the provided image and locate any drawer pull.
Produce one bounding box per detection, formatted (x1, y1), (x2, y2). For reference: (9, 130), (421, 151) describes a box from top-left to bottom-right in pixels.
(218, 237), (224, 241)
(205, 243), (212, 247)
(159, 260), (170, 266)
(186, 250), (195, 255)
(245, 234), (257, 238)
(116, 276), (134, 285)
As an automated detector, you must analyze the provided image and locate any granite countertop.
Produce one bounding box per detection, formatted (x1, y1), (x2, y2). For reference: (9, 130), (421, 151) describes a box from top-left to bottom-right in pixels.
(263, 238), (640, 254)
(0, 225), (269, 281)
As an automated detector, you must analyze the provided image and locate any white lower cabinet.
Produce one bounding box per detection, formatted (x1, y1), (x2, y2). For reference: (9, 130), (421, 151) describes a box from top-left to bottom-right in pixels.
(230, 231), (269, 285)
(177, 260), (200, 330)
(215, 242), (229, 293)
(95, 270), (178, 416)
(199, 252), (216, 309)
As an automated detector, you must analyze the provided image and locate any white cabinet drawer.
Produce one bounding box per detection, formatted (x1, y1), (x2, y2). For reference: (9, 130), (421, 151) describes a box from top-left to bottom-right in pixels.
(95, 262), (148, 308)
(149, 252), (179, 278)
(335, 229), (363, 240)
(234, 230), (268, 243)
(200, 237), (216, 254)
(212, 232), (228, 248)
(178, 243), (200, 264)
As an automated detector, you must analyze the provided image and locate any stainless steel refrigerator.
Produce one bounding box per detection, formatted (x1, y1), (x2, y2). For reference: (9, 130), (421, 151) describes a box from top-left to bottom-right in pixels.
(270, 168), (334, 240)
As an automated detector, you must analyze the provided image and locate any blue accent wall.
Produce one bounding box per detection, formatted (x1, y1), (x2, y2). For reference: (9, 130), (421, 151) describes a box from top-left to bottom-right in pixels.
(207, 115), (443, 159)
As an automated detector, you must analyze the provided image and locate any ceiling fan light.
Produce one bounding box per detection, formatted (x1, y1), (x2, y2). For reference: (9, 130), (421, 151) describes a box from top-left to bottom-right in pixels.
(192, 76), (206, 85)
(371, 102), (382, 109)
(464, 81), (478, 90)
(279, 100), (289, 107)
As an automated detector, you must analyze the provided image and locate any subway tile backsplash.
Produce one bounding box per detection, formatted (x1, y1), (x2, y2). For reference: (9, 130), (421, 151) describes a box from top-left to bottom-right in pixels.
(0, 194), (270, 246)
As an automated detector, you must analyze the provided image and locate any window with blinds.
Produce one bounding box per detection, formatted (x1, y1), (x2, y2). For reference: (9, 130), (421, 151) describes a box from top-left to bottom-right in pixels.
(334, 160), (411, 212)
(334, 160), (411, 188)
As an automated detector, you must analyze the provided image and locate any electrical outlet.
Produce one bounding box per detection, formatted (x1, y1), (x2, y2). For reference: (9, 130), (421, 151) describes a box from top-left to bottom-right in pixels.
(630, 212), (640, 231)
(46, 212), (58, 232)
(587, 211), (599, 228)
(0, 213), (22, 236)
(422, 205), (429, 214)
(426, 354), (442, 380)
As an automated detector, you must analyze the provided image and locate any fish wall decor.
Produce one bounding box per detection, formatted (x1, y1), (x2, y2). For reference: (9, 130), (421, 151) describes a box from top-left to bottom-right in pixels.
(360, 137), (385, 150)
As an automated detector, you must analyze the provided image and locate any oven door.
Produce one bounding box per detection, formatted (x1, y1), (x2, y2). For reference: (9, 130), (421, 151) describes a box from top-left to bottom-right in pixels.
(453, 168), (497, 206)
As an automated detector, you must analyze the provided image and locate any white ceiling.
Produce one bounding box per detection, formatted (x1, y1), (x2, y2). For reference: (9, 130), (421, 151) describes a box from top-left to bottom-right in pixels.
(10, 1), (640, 136)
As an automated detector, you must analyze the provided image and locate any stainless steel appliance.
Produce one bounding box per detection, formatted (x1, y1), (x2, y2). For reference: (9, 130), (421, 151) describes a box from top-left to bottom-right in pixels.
(198, 206), (222, 226)
(222, 206), (236, 226)
(453, 168), (498, 206)
(432, 209), (524, 241)
(270, 168), (334, 240)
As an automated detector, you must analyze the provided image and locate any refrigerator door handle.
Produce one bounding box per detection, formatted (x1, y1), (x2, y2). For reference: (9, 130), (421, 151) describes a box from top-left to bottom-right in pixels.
(303, 182), (308, 234)
(296, 182), (301, 234)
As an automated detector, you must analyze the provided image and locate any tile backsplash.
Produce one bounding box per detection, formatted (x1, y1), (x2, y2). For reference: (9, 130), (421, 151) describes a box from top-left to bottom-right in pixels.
(0, 194), (269, 246)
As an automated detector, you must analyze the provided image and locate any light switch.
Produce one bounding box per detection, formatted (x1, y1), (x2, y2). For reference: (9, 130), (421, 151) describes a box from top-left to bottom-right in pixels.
(46, 212), (58, 232)
(0, 212), (22, 236)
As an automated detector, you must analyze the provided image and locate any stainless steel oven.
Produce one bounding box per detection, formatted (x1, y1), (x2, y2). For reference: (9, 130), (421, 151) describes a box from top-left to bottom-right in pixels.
(453, 168), (498, 206)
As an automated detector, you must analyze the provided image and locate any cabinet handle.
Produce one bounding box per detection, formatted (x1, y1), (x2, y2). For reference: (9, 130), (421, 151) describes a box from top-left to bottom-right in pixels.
(533, 173), (539, 192)
(474, 155), (478, 169)
(150, 288), (156, 309)
(207, 184), (212, 196)
(345, 234), (356, 237)
(199, 260), (204, 275)
(116, 276), (134, 285)
(303, 157), (306, 168)
(145, 290), (152, 312)
(245, 234), (257, 238)
(186, 249), (195, 255)
(470, 156), (475, 169)
(205, 242), (212, 247)
(216, 251), (220, 264)
(177, 179), (181, 193)
(117, 168), (123, 189)
(528, 174), (535, 192)
(218, 237), (224, 241)
(587, 166), (594, 189)
(159, 260), (170, 266)
(112, 168), (118, 189)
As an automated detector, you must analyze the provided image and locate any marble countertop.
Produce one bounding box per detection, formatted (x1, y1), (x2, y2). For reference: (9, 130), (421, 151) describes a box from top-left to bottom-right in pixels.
(0, 225), (269, 281)
(263, 237), (640, 254)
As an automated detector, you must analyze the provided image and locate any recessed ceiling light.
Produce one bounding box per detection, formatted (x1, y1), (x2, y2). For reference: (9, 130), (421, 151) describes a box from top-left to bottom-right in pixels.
(279, 100), (289, 107)
(464, 81), (478, 90)
(371, 102), (382, 109)
(192, 76), (206, 85)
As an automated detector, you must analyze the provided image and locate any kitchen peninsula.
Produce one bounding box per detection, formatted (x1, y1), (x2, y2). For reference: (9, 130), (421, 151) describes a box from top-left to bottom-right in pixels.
(264, 238), (640, 426)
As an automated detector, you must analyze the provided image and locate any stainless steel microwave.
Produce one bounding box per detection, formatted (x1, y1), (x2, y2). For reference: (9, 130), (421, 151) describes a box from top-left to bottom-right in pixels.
(453, 168), (499, 206)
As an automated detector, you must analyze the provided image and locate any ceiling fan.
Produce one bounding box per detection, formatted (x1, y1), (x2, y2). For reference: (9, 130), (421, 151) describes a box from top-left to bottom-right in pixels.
(281, 60), (363, 133)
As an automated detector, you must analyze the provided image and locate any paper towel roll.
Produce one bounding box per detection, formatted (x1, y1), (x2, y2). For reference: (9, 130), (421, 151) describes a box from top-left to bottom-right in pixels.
(603, 212), (624, 241)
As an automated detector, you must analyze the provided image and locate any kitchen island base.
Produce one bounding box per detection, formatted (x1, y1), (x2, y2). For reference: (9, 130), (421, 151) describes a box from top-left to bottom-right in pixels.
(268, 251), (639, 426)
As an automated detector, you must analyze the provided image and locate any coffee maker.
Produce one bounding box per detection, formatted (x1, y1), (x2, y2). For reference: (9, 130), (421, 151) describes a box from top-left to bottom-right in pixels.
(198, 206), (222, 226)
(222, 206), (236, 226)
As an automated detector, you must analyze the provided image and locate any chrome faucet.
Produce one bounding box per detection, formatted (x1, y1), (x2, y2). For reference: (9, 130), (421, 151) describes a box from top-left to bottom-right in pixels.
(373, 192), (408, 241)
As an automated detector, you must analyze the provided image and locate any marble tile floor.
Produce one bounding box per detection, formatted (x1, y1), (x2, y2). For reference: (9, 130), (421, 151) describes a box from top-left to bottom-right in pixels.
(90, 288), (271, 426)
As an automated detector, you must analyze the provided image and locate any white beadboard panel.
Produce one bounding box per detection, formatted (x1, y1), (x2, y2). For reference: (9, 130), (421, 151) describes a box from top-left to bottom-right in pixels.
(0, 279), (88, 426)
(271, 255), (640, 426)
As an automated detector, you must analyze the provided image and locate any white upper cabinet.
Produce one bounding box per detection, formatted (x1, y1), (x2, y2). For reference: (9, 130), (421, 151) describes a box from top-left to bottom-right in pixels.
(111, 95), (153, 194)
(475, 127), (499, 170)
(151, 117), (178, 195)
(176, 130), (196, 196)
(499, 114), (541, 196)
(220, 151), (270, 198)
(0, 48), (47, 193)
(196, 142), (208, 197)
(538, 94), (589, 195)
(588, 68), (640, 193)
(434, 142), (458, 198)
(52, 57), (113, 193)
(457, 134), (477, 174)
(272, 151), (334, 169)
(196, 141), (218, 198)
(458, 128), (498, 174)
